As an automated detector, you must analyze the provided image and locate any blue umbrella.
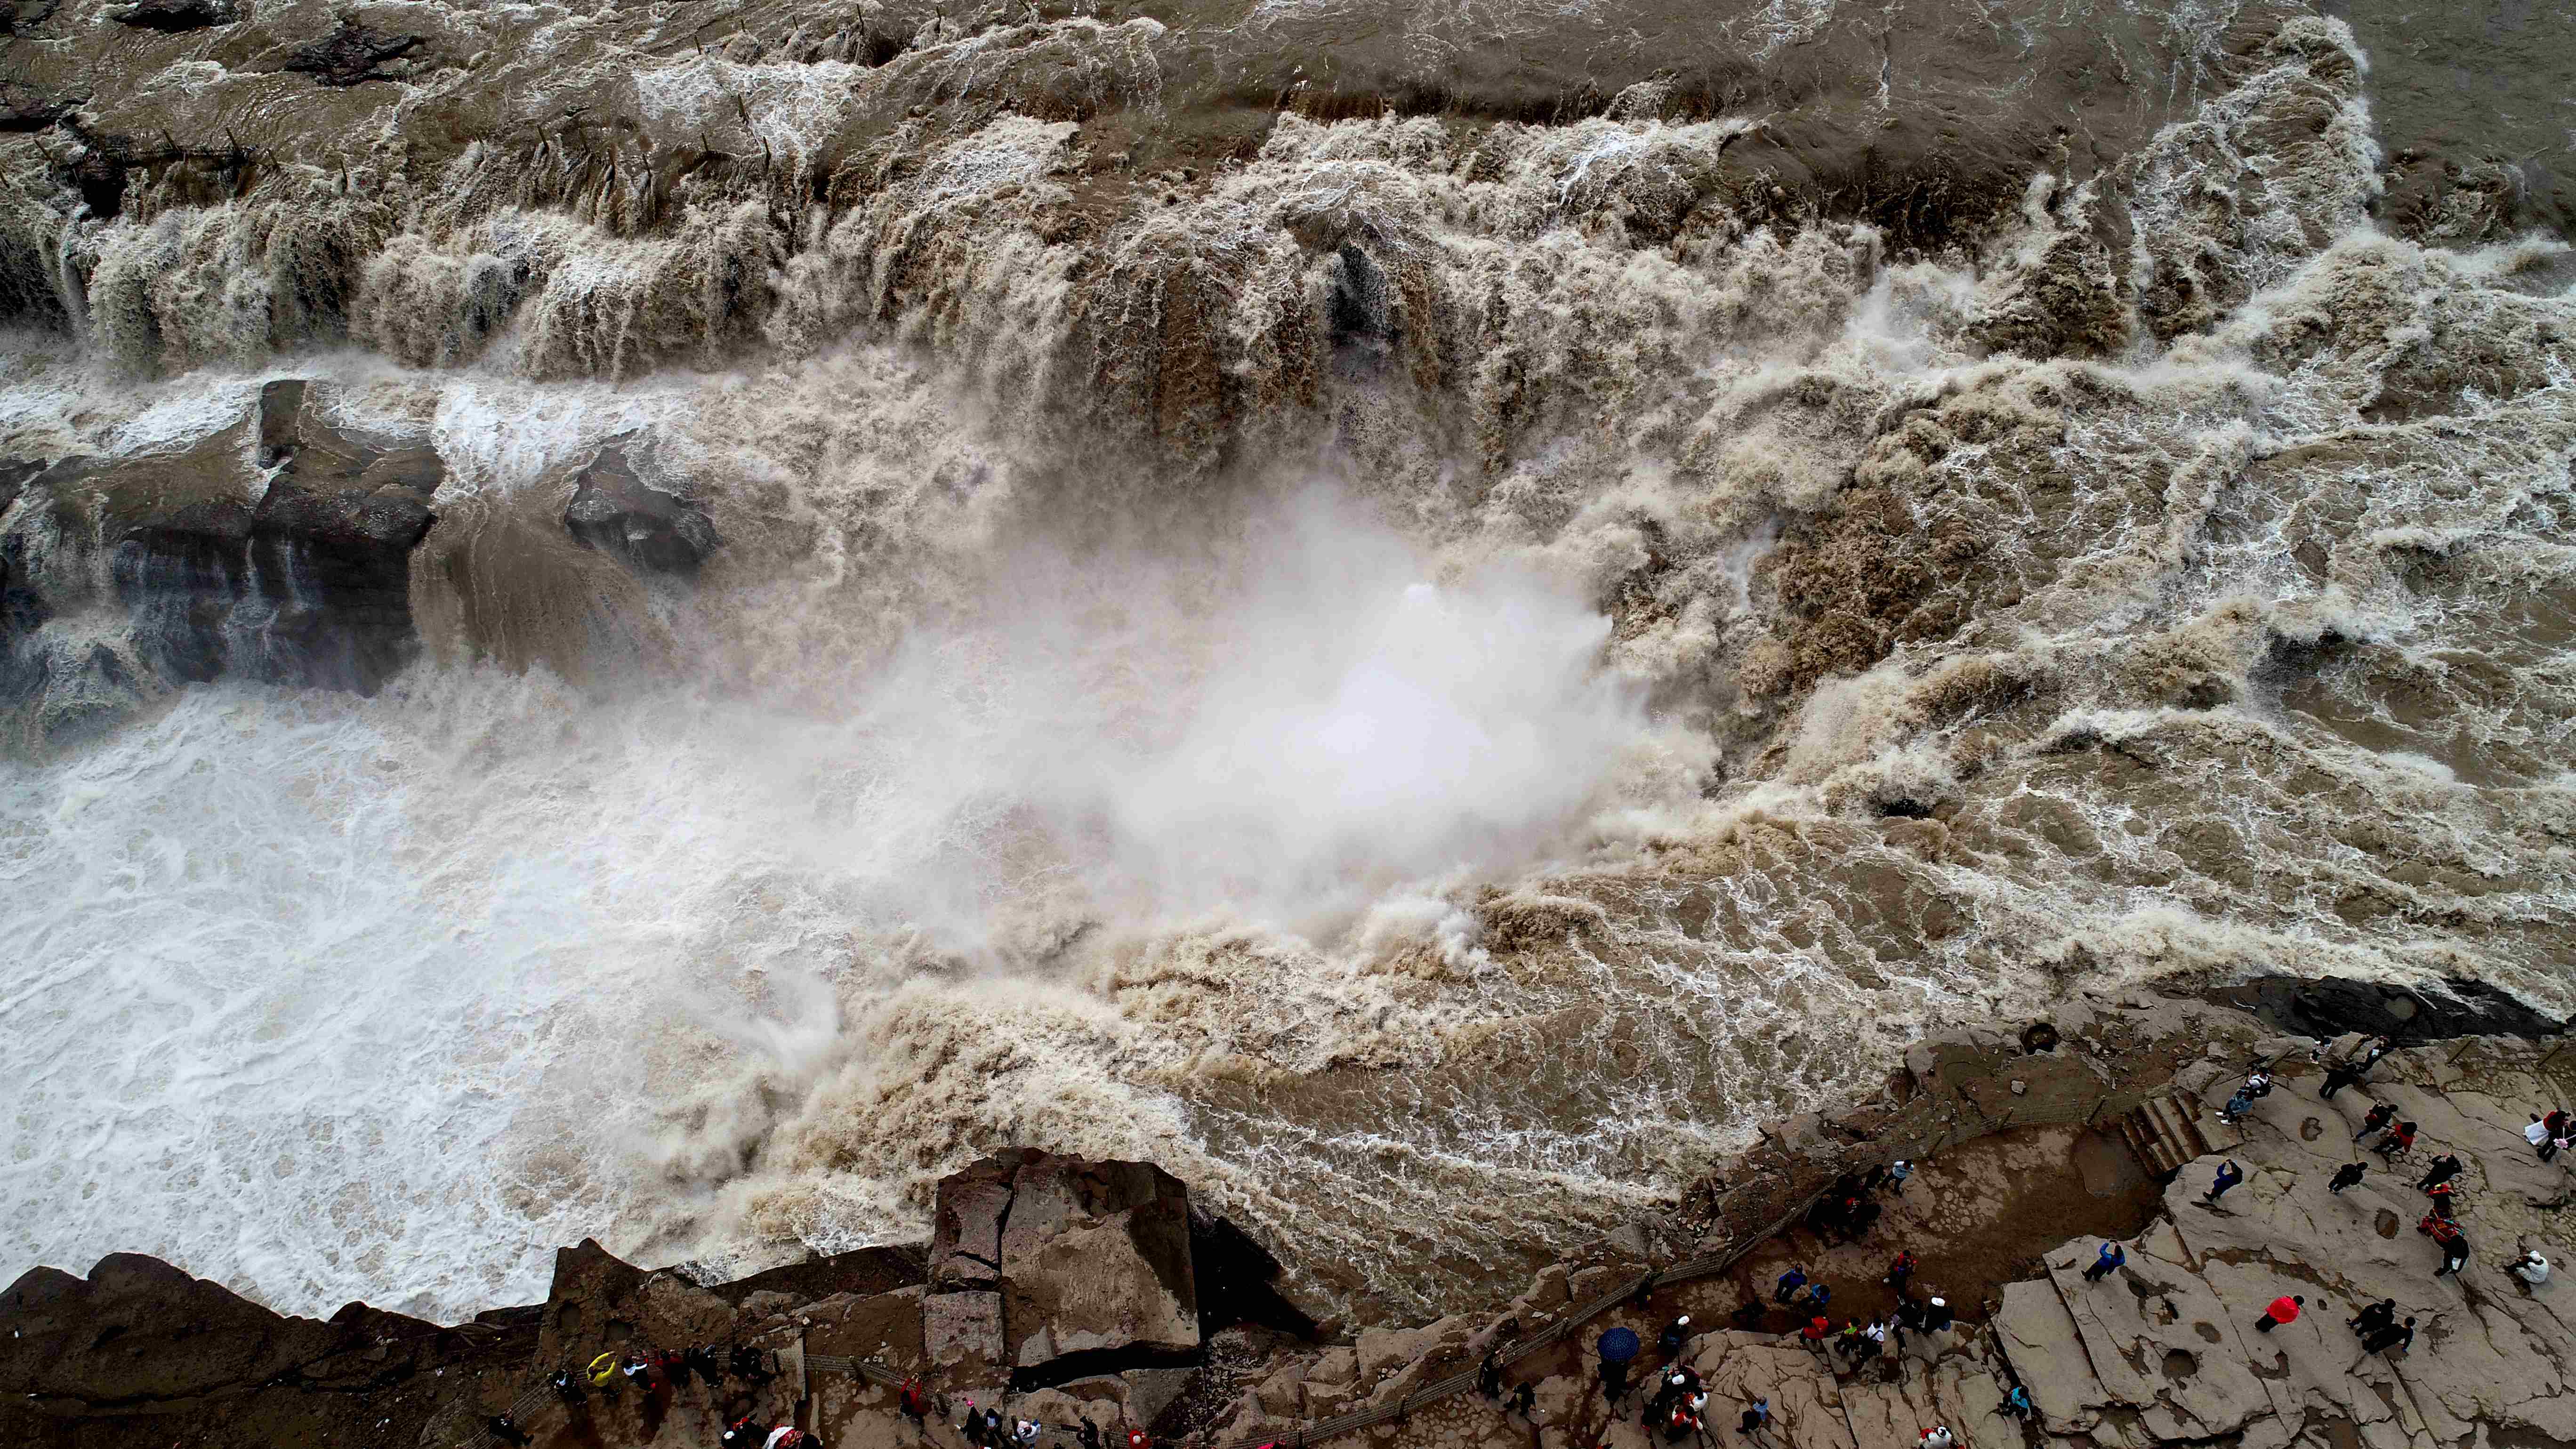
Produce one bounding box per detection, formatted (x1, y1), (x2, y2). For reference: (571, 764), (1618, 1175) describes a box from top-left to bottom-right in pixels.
(1598, 1327), (1641, 1363)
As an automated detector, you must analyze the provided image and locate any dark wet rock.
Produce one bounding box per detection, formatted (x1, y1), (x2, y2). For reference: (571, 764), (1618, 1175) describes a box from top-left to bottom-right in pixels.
(2206, 974), (2570, 1048)
(1326, 244), (1398, 377)
(0, 80), (71, 133)
(0, 1254), (441, 1403)
(1189, 1209), (1321, 1343)
(108, 0), (233, 32)
(557, 436), (719, 577)
(282, 19), (428, 87)
(0, 380), (442, 746)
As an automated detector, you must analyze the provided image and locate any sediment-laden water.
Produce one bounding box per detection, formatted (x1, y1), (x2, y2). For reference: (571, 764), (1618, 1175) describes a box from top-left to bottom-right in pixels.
(3, 0), (2573, 1326)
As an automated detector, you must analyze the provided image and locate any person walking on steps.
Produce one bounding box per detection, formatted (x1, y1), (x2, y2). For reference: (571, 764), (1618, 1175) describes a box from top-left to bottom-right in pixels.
(1738, 1398), (1771, 1440)
(2353, 1102), (2395, 1143)
(1886, 1250), (1918, 1292)
(2348, 1299), (2396, 1338)
(2373, 1121), (2418, 1162)
(1479, 1346), (1503, 1401)
(488, 1416), (532, 1448)
(1997, 1385), (2033, 1421)
(2083, 1242), (2125, 1282)
(2506, 1249), (2551, 1287)
(2320, 1061), (2367, 1098)
(2361, 1036), (2395, 1069)
(2200, 1160), (2244, 1207)
(1507, 1381), (1537, 1423)
(899, 1378), (933, 1430)
(2416, 1154), (2464, 1192)
(1923, 1297), (1955, 1335)
(1803, 1281), (1833, 1312)
(1658, 1315), (1694, 1360)
(2254, 1295), (2303, 1333)
(1774, 1265), (1808, 1303)
(2218, 1091), (2254, 1126)
(1919, 1426), (1955, 1449)
(2361, 1316), (2416, 1357)
(2329, 1161), (2367, 1195)
(1886, 1160), (1913, 1195)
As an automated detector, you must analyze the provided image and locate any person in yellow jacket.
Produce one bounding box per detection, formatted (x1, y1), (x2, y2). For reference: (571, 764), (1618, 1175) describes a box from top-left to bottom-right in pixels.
(589, 1350), (623, 1398)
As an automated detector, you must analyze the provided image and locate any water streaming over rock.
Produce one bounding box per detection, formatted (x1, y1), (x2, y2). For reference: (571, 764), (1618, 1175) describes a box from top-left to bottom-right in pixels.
(2, 0), (2574, 1326)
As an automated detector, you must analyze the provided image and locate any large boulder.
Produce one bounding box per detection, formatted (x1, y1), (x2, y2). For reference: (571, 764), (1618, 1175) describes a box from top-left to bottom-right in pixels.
(555, 434), (718, 577)
(927, 1151), (1201, 1381)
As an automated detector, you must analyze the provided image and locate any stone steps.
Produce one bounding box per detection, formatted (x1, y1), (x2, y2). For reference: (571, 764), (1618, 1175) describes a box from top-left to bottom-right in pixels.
(2114, 1088), (2221, 1177)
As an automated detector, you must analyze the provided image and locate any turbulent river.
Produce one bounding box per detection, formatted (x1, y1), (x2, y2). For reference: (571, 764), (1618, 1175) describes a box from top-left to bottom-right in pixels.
(3, 0), (2575, 1326)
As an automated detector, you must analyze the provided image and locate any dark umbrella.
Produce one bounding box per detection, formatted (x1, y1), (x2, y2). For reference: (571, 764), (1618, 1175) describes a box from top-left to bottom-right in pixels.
(1599, 1327), (1641, 1363)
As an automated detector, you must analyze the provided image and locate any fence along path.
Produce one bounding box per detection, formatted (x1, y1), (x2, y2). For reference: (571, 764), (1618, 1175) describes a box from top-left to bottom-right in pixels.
(450, 1185), (1835, 1449)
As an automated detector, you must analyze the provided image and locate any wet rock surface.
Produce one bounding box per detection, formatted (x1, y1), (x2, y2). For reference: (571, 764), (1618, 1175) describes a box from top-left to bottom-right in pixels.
(555, 436), (719, 577)
(0, 378), (442, 745)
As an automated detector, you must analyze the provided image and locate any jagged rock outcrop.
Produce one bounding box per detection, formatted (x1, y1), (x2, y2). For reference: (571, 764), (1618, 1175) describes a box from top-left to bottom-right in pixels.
(554, 436), (718, 577)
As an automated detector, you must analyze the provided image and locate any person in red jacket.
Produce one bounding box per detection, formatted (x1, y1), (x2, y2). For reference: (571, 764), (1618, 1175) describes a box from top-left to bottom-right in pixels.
(2254, 1294), (2303, 1333)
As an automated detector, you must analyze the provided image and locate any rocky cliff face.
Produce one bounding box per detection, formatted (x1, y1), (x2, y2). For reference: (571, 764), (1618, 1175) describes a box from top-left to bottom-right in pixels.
(2, 987), (2563, 1449)
(0, 380), (714, 749)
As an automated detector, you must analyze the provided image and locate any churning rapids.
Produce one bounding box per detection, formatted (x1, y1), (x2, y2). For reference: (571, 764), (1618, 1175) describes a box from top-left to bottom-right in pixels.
(4, 0), (2576, 1328)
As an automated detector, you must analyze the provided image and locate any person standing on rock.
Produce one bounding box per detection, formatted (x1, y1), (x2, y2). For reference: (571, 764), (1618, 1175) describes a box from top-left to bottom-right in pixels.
(1886, 1250), (1918, 1292)
(1599, 1353), (1633, 1407)
(2361, 1036), (2395, 1069)
(2372, 1122), (2418, 1162)
(1480, 1346), (1504, 1401)
(2348, 1299), (2396, 1337)
(2361, 1316), (2416, 1357)
(1803, 1281), (1833, 1312)
(1509, 1380), (1538, 1423)
(2416, 1153), (2464, 1191)
(2082, 1242), (2125, 1282)
(2433, 1224), (2472, 1278)
(1738, 1397), (1771, 1440)
(488, 1415), (532, 1448)
(1923, 1297), (1955, 1336)
(2328, 1161), (2367, 1195)
(2319, 1061), (2367, 1099)
(1887, 1160), (1914, 1195)
(2200, 1159), (2245, 1207)
(1998, 1384), (2033, 1421)
(2353, 1102), (2395, 1143)
(1773, 1265), (1807, 1302)
(1658, 1314), (1694, 1361)
(2253, 1294), (2303, 1333)
(2218, 1090), (2254, 1126)
(1919, 1425), (1955, 1449)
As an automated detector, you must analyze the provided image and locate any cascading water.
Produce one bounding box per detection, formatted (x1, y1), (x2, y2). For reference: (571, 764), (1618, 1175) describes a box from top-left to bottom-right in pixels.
(2, 0), (2574, 1328)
